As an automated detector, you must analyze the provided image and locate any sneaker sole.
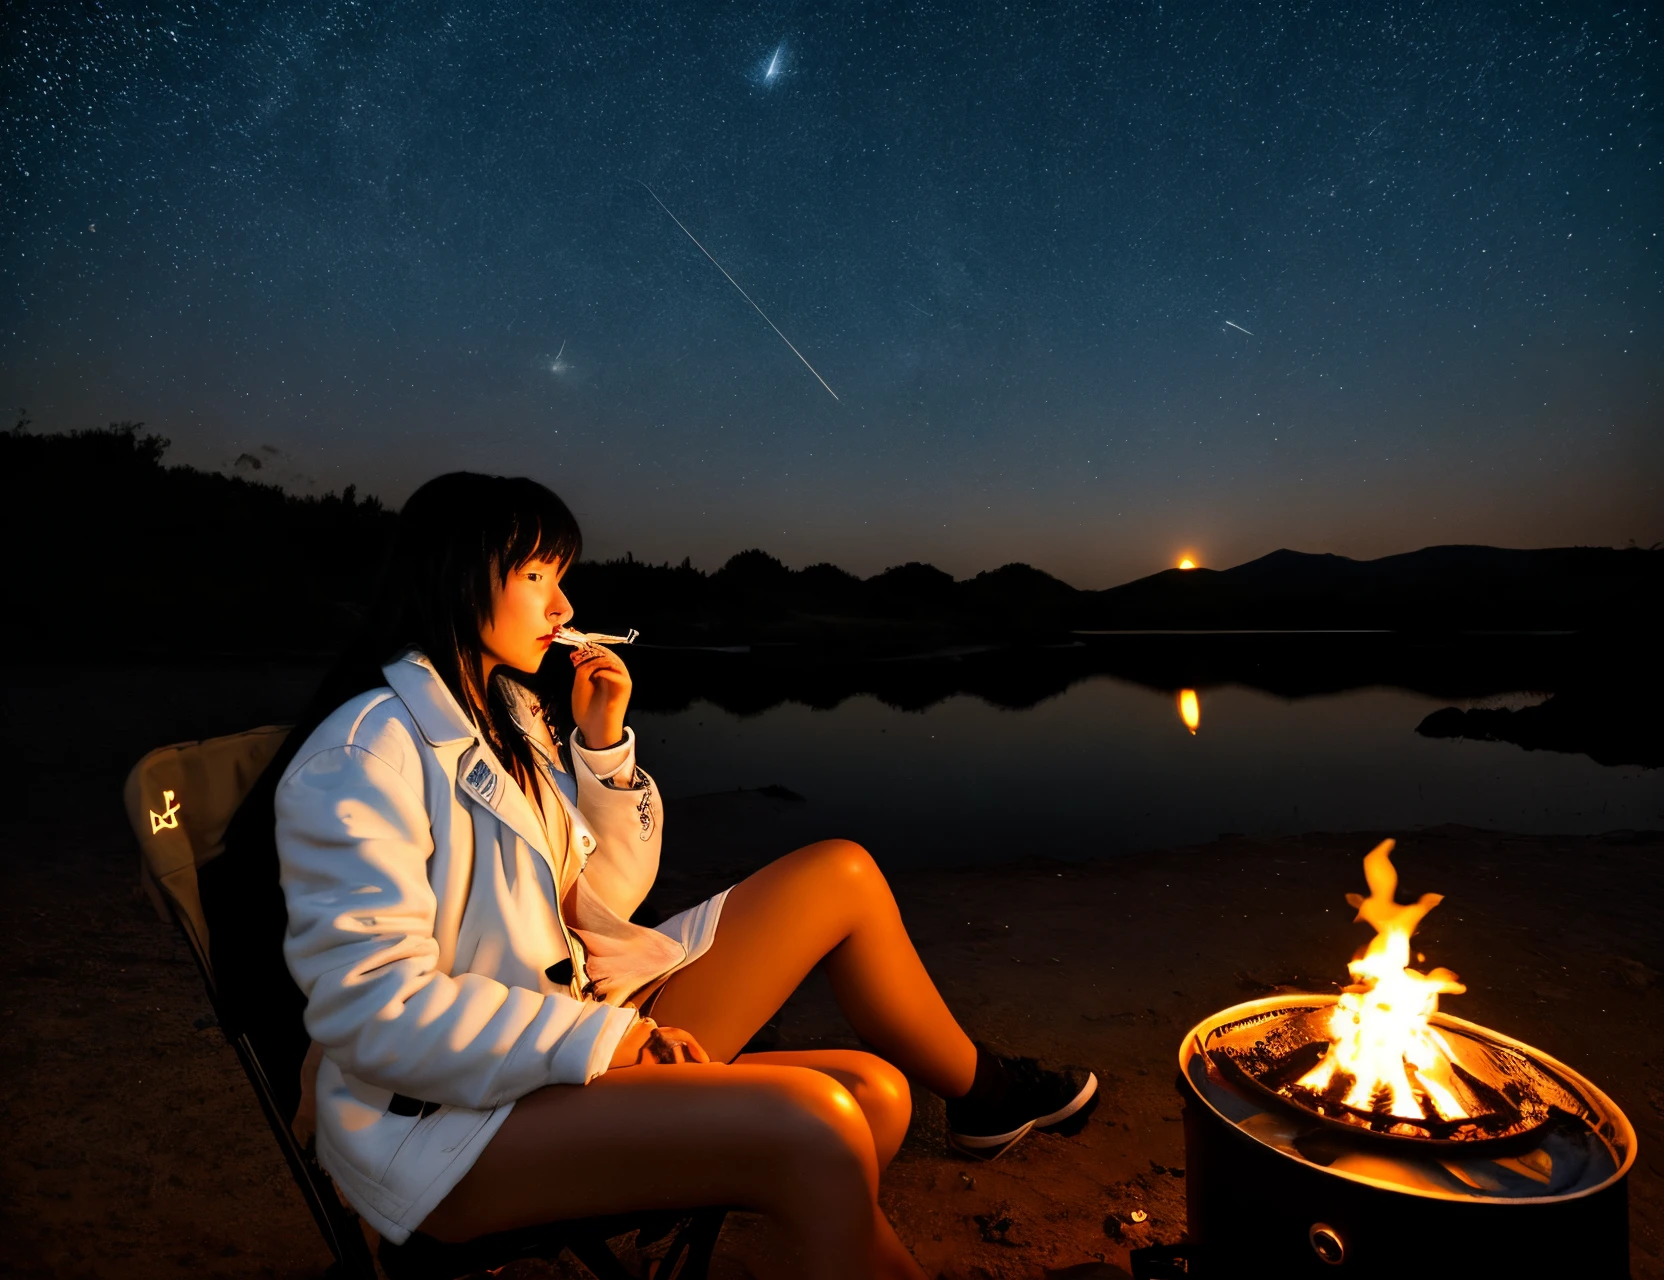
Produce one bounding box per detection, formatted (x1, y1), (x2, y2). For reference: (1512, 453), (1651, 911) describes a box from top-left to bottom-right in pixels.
(947, 1072), (1099, 1154)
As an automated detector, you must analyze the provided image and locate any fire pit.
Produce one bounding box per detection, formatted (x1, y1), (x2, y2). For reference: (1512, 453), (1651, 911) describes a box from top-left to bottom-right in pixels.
(1171, 841), (1636, 1277)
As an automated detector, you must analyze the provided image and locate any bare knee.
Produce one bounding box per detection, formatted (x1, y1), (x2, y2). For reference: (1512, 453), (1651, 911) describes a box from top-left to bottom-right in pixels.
(745, 1070), (880, 1271)
(790, 838), (889, 905)
(840, 1053), (912, 1166)
(753, 1069), (878, 1202)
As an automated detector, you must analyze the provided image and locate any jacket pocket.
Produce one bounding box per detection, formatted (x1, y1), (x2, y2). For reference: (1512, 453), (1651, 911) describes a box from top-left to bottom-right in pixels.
(376, 1102), (498, 1199)
(324, 1065), (423, 1186)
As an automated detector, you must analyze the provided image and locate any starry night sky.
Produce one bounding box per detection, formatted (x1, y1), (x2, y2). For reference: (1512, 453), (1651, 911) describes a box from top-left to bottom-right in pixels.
(4, 1), (1659, 586)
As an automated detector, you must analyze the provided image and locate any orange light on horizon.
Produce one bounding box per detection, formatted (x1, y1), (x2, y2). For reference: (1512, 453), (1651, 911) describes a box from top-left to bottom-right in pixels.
(1177, 557), (1197, 570)
(1177, 688), (1200, 735)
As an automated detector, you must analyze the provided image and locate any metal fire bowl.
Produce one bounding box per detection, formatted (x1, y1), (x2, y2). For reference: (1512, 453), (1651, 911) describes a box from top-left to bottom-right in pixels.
(1201, 999), (1559, 1156)
(1177, 994), (1638, 1278)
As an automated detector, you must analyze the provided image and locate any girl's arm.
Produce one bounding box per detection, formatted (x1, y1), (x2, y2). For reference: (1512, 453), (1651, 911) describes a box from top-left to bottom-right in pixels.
(568, 727), (664, 919)
(276, 733), (638, 1109)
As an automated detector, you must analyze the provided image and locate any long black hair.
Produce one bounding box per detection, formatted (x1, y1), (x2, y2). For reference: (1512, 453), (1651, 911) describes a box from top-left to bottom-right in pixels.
(300, 470), (583, 795)
(203, 471), (583, 1120)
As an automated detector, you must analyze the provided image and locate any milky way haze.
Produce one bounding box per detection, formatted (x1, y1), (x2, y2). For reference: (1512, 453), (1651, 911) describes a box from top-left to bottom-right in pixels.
(4, 1), (1659, 585)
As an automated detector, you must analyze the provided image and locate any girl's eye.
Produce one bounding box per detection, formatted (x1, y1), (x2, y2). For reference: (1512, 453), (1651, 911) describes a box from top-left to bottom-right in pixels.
(526, 571), (542, 582)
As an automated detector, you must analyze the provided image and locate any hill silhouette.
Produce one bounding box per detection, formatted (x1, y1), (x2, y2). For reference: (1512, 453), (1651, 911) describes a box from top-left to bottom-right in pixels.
(5, 422), (1656, 659)
(1074, 545), (1660, 632)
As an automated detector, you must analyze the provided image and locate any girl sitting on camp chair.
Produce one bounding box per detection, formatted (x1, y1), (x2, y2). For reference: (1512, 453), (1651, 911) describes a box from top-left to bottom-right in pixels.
(265, 472), (1095, 1279)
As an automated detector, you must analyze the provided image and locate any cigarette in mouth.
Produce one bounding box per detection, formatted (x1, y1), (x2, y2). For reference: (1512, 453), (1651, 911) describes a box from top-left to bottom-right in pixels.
(553, 626), (640, 647)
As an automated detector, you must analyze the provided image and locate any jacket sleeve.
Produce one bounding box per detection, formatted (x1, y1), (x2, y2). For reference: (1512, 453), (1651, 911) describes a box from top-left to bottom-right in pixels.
(276, 742), (637, 1108)
(569, 727), (664, 921)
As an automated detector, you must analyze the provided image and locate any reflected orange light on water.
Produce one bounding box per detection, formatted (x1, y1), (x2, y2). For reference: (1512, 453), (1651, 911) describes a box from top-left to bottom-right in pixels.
(1177, 688), (1200, 734)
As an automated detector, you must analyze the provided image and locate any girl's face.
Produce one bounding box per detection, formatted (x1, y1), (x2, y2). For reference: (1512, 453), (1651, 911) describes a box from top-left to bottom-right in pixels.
(480, 555), (573, 676)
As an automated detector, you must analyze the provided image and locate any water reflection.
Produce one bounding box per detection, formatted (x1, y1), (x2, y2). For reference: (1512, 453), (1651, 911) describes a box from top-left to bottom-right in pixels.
(1177, 688), (1201, 735)
(621, 632), (1616, 716)
(634, 674), (1660, 869)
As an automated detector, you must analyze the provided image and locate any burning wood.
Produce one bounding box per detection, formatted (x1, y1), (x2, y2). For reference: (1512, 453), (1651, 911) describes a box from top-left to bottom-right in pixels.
(1294, 839), (1470, 1121)
(1204, 839), (1578, 1147)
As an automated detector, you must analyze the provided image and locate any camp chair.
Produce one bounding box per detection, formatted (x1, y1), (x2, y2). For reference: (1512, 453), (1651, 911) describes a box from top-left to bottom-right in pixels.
(125, 726), (726, 1280)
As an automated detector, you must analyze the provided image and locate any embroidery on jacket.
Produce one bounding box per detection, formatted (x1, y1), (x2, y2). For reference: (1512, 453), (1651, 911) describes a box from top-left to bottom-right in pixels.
(636, 786), (654, 841)
(465, 759), (498, 801)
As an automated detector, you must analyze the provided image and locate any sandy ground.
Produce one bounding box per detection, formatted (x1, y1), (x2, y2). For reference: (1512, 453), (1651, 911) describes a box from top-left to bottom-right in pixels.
(3, 664), (1660, 1278)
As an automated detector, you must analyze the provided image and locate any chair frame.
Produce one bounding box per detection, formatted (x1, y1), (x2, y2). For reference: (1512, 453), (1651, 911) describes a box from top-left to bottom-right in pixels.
(157, 886), (382, 1277)
(128, 736), (726, 1280)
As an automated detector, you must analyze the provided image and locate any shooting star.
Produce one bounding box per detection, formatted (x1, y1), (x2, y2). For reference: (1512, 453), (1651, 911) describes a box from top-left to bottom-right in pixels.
(764, 43), (784, 82)
(637, 180), (839, 401)
(1224, 320), (1254, 336)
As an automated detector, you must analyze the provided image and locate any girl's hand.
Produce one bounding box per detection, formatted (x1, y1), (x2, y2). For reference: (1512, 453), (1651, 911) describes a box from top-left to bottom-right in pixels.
(569, 642), (632, 749)
(608, 1020), (712, 1070)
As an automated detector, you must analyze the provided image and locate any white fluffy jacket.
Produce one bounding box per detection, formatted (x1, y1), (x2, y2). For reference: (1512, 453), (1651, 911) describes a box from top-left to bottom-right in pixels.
(274, 649), (697, 1239)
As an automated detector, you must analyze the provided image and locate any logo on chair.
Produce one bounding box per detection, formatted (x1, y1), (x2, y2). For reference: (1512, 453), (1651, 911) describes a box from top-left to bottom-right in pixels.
(150, 789), (182, 834)
(465, 760), (498, 801)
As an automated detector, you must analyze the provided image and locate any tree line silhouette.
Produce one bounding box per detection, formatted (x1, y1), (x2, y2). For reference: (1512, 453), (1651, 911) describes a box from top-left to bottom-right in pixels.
(5, 420), (1657, 662)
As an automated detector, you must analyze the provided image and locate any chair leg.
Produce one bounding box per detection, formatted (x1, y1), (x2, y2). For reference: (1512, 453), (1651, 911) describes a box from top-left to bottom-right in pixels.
(660, 1210), (727, 1280)
(562, 1230), (640, 1280)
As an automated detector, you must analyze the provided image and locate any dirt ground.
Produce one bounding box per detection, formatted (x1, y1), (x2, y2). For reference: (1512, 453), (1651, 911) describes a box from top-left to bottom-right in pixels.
(3, 663), (1660, 1278)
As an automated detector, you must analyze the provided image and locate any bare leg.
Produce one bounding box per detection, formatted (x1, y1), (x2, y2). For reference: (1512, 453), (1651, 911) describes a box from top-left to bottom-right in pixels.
(652, 840), (978, 1099)
(421, 843), (963, 1278)
(736, 1049), (911, 1167)
(420, 1062), (918, 1278)
(733, 1050), (922, 1278)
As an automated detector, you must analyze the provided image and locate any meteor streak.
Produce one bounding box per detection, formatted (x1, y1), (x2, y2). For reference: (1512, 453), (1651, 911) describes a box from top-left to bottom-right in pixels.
(1224, 320), (1254, 336)
(637, 180), (839, 401)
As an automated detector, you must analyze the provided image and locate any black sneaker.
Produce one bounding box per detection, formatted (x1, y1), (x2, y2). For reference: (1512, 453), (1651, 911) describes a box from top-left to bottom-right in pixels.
(945, 1051), (1099, 1159)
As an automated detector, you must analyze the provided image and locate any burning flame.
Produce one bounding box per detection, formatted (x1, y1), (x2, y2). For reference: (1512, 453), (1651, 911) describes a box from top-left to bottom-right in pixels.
(1178, 557), (1197, 570)
(1297, 839), (1470, 1122)
(1177, 688), (1200, 734)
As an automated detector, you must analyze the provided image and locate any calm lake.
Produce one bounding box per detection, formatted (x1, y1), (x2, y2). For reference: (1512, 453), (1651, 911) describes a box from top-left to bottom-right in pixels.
(26, 645), (1656, 870)
(636, 677), (1660, 867)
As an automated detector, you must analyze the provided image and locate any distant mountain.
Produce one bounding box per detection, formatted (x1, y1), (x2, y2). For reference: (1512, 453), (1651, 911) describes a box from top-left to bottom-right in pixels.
(565, 552), (1080, 649)
(1074, 545), (1660, 632)
(6, 422), (1655, 657)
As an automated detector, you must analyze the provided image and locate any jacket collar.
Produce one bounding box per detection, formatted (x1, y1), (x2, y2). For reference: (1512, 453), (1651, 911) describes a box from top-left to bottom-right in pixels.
(380, 650), (560, 868)
(381, 650), (477, 747)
